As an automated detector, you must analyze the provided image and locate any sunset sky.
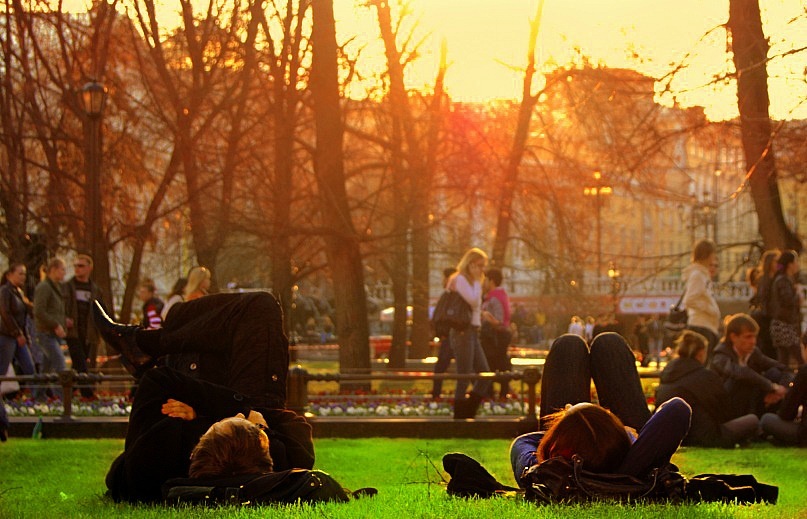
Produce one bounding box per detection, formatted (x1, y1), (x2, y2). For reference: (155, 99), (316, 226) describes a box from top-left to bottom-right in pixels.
(334, 0), (806, 121)
(61, 0), (807, 121)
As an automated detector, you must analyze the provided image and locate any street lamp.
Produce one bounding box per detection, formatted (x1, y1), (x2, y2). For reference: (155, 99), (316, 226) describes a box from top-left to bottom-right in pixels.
(583, 170), (613, 280)
(80, 80), (106, 275)
(607, 261), (621, 316)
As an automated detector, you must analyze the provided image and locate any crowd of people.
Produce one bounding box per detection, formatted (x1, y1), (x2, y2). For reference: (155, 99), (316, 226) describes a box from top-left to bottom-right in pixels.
(0, 239), (803, 508)
(0, 257), (213, 442)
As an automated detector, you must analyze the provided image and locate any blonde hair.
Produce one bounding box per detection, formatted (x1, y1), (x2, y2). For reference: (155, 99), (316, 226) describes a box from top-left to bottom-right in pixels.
(455, 248), (488, 278)
(184, 266), (211, 297)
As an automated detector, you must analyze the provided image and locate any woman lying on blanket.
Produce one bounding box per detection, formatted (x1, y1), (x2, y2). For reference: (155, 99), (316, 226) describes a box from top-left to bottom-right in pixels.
(511, 333), (692, 485)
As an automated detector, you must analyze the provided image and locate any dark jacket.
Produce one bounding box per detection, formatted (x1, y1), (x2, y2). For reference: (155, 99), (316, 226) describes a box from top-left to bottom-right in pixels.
(63, 277), (104, 343)
(768, 273), (801, 325)
(33, 278), (66, 333)
(710, 341), (785, 394)
(0, 283), (29, 339)
(656, 357), (733, 447)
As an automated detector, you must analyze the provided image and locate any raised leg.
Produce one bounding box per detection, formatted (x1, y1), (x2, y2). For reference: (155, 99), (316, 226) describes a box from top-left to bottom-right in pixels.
(539, 334), (591, 427)
(590, 332), (651, 430)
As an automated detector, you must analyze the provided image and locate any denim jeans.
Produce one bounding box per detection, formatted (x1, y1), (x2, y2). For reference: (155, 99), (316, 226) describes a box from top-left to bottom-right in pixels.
(450, 326), (491, 402)
(0, 335), (16, 427)
(540, 333), (651, 430)
(35, 332), (66, 400)
(514, 333), (691, 485)
(760, 413), (799, 444)
(431, 336), (453, 398)
(13, 341), (35, 376)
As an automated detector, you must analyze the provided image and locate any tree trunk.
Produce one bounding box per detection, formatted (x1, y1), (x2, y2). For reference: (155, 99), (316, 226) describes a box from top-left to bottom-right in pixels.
(409, 39), (449, 359)
(727, 0), (801, 252)
(310, 0), (370, 387)
(491, 0), (545, 266)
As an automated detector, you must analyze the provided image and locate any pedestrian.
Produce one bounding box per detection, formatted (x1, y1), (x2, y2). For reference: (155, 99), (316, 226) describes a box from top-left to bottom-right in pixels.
(33, 258), (68, 400)
(431, 267), (457, 400)
(480, 268), (512, 399)
(683, 239), (721, 364)
(137, 278), (164, 329)
(63, 254), (104, 396)
(446, 248), (491, 419)
(768, 250), (802, 368)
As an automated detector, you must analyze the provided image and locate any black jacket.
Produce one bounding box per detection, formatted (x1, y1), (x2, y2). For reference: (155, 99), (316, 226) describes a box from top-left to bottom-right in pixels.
(769, 274), (801, 324)
(710, 342), (784, 394)
(656, 357), (734, 447)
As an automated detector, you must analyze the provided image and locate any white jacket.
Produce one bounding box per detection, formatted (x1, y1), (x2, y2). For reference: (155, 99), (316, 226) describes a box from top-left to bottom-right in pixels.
(682, 263), (720, 334)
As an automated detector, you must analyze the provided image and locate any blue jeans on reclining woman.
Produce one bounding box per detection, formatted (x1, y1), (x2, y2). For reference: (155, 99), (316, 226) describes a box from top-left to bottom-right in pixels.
(510, 333), (690, 485)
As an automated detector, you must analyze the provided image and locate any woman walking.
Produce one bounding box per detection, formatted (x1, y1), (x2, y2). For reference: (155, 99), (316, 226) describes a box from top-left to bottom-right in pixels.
(447, 248), (492, 419)
(683, 239), (721, 363)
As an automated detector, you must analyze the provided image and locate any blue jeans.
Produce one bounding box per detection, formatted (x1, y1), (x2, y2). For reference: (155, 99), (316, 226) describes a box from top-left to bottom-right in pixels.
(14, 341), (35, 376)
(450, 326), (491, 402)
(0, 335), (16, 428)
(540, 333), (651, 430)
(513, 333), (691, 483)
(431, 335), (453, 398)
(36, 332), (66, 400)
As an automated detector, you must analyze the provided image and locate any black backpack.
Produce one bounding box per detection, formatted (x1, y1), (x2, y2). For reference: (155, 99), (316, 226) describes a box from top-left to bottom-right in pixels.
(163, 469), (354, 506)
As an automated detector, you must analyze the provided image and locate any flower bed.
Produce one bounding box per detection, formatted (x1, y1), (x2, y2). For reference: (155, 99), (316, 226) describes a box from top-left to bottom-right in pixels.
(3, 394), (132, 418)
(307, 398), (524, 417)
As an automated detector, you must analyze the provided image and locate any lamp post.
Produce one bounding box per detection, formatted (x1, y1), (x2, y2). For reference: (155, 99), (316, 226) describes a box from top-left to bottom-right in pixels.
(583, 170), (613, 280)
(607, 261), (621, 316)
(81, 80), (106, 274)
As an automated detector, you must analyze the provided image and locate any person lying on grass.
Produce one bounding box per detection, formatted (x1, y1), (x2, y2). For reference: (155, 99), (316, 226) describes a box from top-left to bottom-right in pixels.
(106, 366), (313, 503)
(511, 333), (692, 485)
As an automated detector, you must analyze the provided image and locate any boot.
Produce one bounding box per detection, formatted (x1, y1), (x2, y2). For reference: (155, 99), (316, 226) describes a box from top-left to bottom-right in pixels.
(453, 392), (484, 419)
(92, 301), (153, 377)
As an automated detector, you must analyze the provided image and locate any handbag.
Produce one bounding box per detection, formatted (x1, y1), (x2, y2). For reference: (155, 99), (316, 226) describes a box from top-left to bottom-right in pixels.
(432, 291), (472, 332)
(522, 455), (685, 503)
(664, 289), (688, 332)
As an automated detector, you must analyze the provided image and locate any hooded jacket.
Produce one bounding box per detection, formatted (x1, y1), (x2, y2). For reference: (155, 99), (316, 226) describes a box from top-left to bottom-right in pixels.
(682, 263), (720, 335)
(656, 356), (733, 447)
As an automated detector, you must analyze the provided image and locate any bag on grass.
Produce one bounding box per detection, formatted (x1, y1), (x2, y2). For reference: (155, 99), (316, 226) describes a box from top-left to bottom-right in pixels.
(443, 452), (518, 497)
(162, 469), (359, 506)
(522, 455), (685, 504)
(522, 456), (777, 505)
(432, 291), (472, 334)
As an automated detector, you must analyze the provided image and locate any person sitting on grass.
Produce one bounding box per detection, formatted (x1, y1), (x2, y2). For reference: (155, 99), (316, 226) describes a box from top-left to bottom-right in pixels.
(656, 330), (760, 447)
(710, 313), (789, 418)
(761, 334), (807, 446)
(510, 333), (691, 485)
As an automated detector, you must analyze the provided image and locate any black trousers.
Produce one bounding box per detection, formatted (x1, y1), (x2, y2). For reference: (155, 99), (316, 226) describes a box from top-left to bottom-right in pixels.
(540, 332), (652, 431)
(106, 366), (314, 503)
(154, 292), (289, 408)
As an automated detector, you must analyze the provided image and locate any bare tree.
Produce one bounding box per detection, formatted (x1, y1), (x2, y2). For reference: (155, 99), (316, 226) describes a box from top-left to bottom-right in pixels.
(490, 0), (545, 267)
(310, 0), (370, 381)
(727, 0), (801, 252)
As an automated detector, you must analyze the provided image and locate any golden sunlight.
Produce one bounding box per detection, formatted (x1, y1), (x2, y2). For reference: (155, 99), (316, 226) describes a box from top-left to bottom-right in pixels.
(335, 0), (806, 121)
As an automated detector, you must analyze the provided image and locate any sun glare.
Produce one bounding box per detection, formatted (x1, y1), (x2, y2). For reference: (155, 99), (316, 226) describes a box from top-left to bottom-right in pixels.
(335, 0), (807, 121)
(58, 0), (806, 121)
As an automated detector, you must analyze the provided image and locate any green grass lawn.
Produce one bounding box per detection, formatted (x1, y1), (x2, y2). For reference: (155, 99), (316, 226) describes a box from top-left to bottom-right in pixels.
(0, 438), (804, 518)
